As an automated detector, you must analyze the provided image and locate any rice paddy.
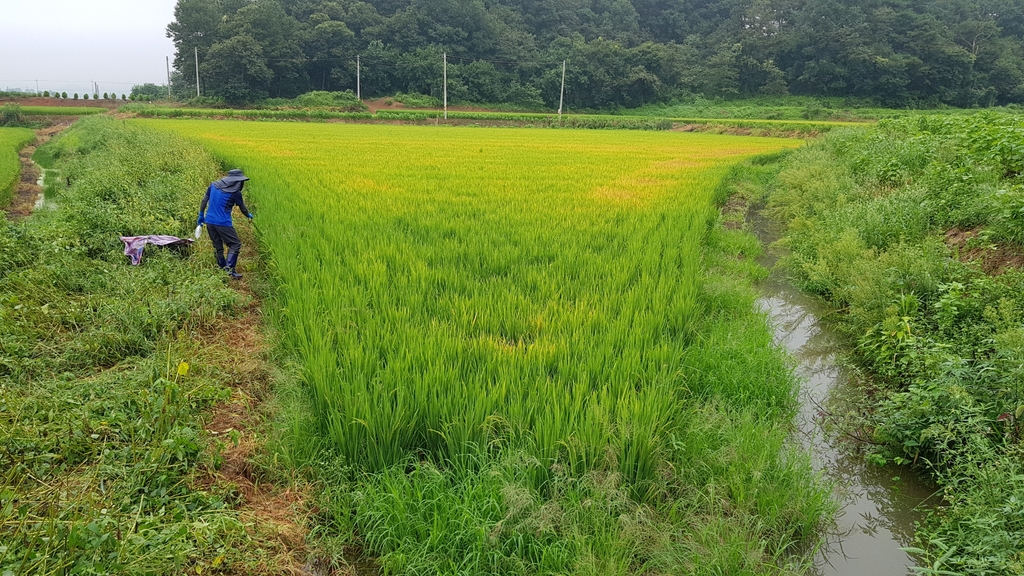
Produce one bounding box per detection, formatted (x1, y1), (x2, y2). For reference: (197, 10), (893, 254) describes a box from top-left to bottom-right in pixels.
(0, 127), (34, 205)
(141, 120), (826, 573)
(20, 106), (107, 116)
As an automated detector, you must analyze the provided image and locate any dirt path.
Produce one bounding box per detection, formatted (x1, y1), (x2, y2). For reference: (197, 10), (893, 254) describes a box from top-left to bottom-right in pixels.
(192, 221), (317, 575)
(6, 123), (72, 219)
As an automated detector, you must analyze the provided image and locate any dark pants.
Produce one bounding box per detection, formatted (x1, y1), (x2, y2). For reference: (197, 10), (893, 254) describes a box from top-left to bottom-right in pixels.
(207, 224), (241, 269)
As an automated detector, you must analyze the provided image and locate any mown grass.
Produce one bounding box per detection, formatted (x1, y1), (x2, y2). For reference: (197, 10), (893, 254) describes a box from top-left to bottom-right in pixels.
(143, 119), (830, 574)
(0, 127), (34, 206)
(0, 117), (284, 574)
(760, 113), (1024, 574)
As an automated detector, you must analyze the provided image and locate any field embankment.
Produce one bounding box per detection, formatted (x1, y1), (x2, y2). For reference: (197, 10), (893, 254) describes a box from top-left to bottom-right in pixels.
(1, 117), (304, 574)
(749, 113), (1024, 574)
(0, 128), (35, 206)
(143, 119), (831, 574)
(121, 103), (849, 135)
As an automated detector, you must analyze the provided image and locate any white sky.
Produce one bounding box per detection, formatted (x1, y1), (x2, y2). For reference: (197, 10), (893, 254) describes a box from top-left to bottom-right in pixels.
(0, 0), (178, 95)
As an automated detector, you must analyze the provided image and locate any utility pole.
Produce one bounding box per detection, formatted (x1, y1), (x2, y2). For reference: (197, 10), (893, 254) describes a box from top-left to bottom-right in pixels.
(35, 79), (39, 95)
(558, 60), (566, 120)
(166, 56), (172, 98)
(443, 52), (448, 120)
(195, 47), (201, 97)
(356, 55), (361, 100)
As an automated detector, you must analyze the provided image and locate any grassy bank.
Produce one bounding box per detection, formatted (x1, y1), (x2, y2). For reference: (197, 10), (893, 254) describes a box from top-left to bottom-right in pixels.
(0, 128), (34, 206)
(0, 117), (294, 574)
(750, 113), (1024, 574)
(627, 96), (1022, 122)
(144, 119), (831, 575)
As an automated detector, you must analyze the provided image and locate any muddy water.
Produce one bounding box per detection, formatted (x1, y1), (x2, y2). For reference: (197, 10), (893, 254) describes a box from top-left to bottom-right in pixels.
(750, 213), (938, 576)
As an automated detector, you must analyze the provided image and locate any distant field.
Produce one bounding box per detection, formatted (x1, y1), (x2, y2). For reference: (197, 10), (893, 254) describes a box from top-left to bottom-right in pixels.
(626, 96), (1015, 122)
(0, 127), (34, 205)
(124, 103), (853, 132)
(20, 106), (107, 116)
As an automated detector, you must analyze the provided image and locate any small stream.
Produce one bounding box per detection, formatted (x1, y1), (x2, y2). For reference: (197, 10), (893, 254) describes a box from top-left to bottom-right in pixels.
(750, 211), (938, 576)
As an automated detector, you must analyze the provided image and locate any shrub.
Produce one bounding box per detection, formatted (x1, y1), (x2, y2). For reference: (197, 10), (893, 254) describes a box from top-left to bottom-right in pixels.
(393, 92), (441, 108)
(43, 90), (50, 97)
(290, 90), (367, 112)
(103, 92), (108, 99)
(83, 94), (89, 100)
(121, 94), (127, 100)
(0, 103), (25, 127)
(61, 92), (67, 99)
(73, 93), (78, 99)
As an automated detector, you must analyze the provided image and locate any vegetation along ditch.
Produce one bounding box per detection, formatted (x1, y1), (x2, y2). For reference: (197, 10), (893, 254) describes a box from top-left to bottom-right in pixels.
(722, 114), (1024, 575)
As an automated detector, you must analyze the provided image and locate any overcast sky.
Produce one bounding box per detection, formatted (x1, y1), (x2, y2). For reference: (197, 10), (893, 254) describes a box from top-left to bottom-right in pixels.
(0, 0), (178, 95)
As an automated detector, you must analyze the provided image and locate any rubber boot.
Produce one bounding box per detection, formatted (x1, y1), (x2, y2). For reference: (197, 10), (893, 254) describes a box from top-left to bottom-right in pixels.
(215, 253), (227, 269)
(225, 252), (242, 280)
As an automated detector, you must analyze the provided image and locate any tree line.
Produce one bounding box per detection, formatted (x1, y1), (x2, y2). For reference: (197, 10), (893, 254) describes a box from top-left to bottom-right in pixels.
(167, 0), (1024, 108)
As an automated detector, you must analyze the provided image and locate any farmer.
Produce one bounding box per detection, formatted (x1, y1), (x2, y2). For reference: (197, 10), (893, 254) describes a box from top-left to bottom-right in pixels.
(197, 168), (253, 280)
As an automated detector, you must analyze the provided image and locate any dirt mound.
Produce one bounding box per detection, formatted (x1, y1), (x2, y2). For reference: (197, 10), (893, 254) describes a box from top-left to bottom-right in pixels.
(945, 226), (1024, 275)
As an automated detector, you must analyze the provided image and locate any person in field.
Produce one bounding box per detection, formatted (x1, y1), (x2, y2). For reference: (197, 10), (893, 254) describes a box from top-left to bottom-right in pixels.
(197, 169), (253, 280)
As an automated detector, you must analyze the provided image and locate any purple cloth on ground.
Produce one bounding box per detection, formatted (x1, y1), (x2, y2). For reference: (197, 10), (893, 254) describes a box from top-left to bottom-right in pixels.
(119, 235), (194, 265)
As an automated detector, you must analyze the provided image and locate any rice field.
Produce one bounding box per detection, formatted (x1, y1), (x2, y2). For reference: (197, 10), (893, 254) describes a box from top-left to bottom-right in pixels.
(0, 127), (34, 205)
(20, 106), (107, 116)
(141, 120), (826, 574)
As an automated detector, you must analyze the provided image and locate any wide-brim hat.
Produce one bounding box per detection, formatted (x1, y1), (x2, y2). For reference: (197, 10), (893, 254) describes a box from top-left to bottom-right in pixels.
(222, 169), (250, 183)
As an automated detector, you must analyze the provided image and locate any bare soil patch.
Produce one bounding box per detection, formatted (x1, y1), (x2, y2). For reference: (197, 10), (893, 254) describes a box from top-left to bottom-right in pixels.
(188, 227), (315, 575)
(945, 226), (1024, 275)
(363, 97), (406, 113)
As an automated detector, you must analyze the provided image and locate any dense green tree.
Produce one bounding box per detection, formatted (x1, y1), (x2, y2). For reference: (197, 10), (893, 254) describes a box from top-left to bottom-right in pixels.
(201, 35), (275, 103)
(167, 0), (1024, 107)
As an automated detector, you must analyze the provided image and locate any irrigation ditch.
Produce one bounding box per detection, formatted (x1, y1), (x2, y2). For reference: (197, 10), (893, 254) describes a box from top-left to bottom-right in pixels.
(749, 209), (940, 576)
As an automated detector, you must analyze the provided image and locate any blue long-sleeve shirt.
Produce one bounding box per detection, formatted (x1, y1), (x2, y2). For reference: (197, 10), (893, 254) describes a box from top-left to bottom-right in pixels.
(198, 183), (251, 227)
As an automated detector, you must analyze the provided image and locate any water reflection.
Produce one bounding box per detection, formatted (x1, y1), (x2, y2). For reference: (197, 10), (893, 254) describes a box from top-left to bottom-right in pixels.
(752, 214), (938, 576)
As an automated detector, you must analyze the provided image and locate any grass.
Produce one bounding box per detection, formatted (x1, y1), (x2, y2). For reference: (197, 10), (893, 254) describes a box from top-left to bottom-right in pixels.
(1, 117), (296, 574)
(19, 106), (107, 116)
(142, 119), (831, 574)
(757, 113), (1024, 574)
(0, 127), (34, 206)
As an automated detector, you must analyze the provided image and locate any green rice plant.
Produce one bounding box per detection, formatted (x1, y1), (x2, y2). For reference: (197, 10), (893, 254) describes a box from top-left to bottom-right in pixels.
(20, 106), (107, 116)
(143, 119), (828, 573)
(0, 127), (34, 205)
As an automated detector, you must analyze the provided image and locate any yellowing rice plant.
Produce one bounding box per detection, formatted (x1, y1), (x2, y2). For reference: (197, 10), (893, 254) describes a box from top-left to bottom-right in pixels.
(0, 127), (34, 206)
(142, 120), (824, 574)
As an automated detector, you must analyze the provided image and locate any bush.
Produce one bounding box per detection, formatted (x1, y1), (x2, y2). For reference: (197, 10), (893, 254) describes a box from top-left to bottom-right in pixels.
(42, 90), (50, 97)
(0, 103), (25, 127)
(73, 93), (78, 99)
(83, 94), (89, 100)
(393, 92), (441, 108)
(61, 92), (67, 99)
(290, 90), (367, 111)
